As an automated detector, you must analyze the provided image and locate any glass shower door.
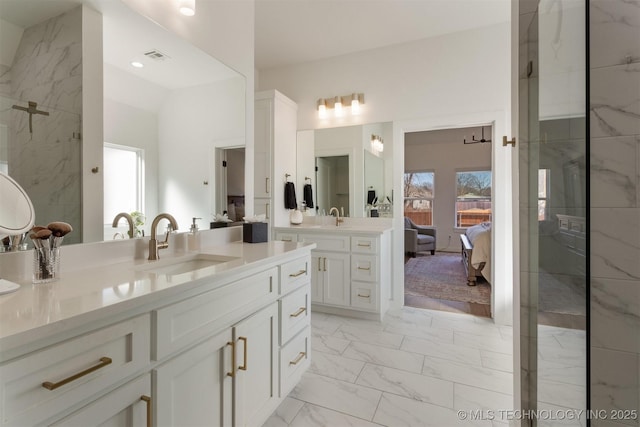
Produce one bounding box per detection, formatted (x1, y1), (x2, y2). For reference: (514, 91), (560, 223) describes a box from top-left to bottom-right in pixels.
(518, 0), (587, 425)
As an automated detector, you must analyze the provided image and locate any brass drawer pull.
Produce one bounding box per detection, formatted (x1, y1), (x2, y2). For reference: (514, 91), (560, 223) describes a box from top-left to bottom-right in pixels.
(140, 395), (152, 427)
(226, 341), (236, 377)
(357, 242), (371, 247)
(281, 238), (292, 242)
(323, 257), (327, 272)
(357, 293), (370, 298)
(289, 352), (306, 365)
(239, 336), (248, 371)
(266, 177), (270, 193)
(357, 266), (371, 271)
(42, 357), (112, 390)
(290, 307), (307, 317)
(289, 269), (306, 278)
(318, 258), (322, 271)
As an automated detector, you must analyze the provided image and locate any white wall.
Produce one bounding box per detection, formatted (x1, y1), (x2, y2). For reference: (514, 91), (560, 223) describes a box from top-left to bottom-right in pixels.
(103, 98), (160, 230)
(158, 77), (245, 230)
(405, 130), (492, 252)
(257, 21), (513, 325)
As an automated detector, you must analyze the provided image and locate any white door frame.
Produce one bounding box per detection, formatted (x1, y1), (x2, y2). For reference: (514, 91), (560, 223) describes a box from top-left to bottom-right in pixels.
(392, 110), (514, 326)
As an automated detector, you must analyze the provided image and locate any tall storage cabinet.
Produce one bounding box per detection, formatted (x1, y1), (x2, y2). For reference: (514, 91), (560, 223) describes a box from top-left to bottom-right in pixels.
(254, 90), (298, 236)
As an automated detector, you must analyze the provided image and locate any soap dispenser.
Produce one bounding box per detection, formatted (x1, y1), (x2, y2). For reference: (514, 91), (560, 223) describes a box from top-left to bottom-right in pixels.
(188, 217), (202, 251)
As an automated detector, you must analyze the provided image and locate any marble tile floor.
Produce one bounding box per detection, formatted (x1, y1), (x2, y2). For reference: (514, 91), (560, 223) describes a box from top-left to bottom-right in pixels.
(264, 307), (514, 427)
(264, 307), (588, 427)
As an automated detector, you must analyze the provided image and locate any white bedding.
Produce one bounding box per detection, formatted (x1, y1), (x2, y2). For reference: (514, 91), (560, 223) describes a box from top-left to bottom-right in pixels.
(466, 222), (491, 282)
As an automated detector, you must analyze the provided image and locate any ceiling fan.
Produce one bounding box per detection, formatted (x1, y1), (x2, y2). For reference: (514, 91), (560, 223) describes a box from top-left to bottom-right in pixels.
(463, 126), (492, 144)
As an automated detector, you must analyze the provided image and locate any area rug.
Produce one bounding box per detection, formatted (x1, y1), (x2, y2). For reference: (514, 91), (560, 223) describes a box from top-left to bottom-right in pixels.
(404, 253), (491, 305)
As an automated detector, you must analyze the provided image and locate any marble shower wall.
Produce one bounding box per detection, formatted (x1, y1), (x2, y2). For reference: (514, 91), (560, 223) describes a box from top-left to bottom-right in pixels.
(0, 7), (83, 244)
(589, 0), (640, 425)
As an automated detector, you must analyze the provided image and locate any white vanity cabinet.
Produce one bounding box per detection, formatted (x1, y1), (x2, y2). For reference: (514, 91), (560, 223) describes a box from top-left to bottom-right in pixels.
(0, 248), (313, 427)
(276, 228), (391, 319)
(254, 90), (298, 234)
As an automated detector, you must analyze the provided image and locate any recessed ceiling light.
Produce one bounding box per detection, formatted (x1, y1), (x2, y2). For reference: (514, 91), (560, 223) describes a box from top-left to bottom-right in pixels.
(131, 61), (144, 68)
(178, 0), (196, 16)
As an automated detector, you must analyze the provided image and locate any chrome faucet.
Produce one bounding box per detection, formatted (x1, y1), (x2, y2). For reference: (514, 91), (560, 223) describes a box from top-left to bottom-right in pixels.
(328, 207), (343, 227)
(148, 213), (179, 260)
(112, 212), (135, 239)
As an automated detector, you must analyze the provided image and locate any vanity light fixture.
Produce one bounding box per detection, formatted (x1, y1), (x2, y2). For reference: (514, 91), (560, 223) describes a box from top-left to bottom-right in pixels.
(371, 134), (384, 153)
(316, 93), (364, 118)
(178, 0), (196, 16)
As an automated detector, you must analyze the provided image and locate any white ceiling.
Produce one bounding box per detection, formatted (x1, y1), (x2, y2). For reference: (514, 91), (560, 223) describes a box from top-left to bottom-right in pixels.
(255, 0), (510, 70)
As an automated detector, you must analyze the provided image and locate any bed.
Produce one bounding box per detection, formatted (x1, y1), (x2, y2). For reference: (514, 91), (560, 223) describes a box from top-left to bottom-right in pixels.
(460, 222), (491, 286)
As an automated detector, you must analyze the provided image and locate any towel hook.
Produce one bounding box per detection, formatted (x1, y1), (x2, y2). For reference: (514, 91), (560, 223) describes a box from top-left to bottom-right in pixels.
(285, 173), (291, 182)
(305, 176), (312, 183)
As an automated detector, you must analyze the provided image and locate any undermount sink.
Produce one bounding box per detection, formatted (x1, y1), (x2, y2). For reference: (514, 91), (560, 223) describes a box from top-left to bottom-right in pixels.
(137, 253), (239, 276)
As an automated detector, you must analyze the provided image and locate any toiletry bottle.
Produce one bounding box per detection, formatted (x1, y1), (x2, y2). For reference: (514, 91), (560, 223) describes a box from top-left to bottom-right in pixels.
(188, 217), (202, 251)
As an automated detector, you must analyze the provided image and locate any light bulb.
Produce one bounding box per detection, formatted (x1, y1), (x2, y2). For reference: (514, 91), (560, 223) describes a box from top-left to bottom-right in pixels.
(317, 99), (327, 119)
(130, 61), (144, 68)
(351, 93), (360, 115)
(334, 96), (343, 117)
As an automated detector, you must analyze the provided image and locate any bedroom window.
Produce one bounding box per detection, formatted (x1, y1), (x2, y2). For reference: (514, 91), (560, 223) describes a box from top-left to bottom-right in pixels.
(103, 143), (144, 227)
(456, 170), (491, 228)
(404, 171), (434, 226)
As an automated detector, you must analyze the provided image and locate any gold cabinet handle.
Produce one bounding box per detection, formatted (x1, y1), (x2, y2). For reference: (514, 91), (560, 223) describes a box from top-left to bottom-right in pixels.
(289, 352), (306, 365)
(357, 293), (370, 299)
(323, 257), (327, 272)
(282, 238), (292, 242)
(289, 269), (306, 278)
(318, 258), (322, 272)
(42, 357), (112, 390)
(266, 203), (270, 219)
(290, 307), (307, 317)
(226, 341), (236, 377)
(357, 266), (371, 271)
(357, 242), (371, 247)
(266, 177), (270, 193)
(238, 336), (248, 371)
(140, 395), (152, 427)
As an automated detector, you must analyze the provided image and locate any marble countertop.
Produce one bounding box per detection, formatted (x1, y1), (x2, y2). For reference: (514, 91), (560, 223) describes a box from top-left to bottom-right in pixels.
(0, 241), (313, 356)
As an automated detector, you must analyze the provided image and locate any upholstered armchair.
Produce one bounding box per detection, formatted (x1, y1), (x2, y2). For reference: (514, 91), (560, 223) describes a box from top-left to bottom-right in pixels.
(404, 217), (436, 256)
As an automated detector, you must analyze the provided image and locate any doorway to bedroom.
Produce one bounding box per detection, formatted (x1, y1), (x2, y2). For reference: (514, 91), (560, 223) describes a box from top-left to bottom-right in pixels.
(403, 126), (493, 317)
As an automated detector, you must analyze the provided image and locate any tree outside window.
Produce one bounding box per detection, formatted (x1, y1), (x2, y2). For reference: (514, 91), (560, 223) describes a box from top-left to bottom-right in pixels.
(404, 171), (434, 226)
(455, 171), (491, 227)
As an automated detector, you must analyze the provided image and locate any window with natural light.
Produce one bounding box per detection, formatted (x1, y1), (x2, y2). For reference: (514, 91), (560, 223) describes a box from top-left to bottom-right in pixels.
(103, 144), (144, 226)
(455, 170), (491, 228)
(404, 171), (434, 226)
(538, 169), (550, 221)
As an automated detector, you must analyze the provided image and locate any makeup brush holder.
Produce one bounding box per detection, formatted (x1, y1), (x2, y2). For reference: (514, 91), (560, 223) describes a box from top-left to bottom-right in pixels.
(33, 247), (60, 284)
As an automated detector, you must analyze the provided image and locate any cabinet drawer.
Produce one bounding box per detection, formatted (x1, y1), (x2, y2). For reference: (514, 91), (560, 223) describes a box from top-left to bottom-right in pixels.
(351, 254), (378, 283)
(351, 236), (378, 254)
(154, 268), (278, 360)
(351, 282), (378, 311)
(279, 285), (310, 345)
(279, 326), (310, 397)
(275, 232), (297, 243)
(299, 234), (349, 252)
(0, 315), (150, 427)
(280, 256), (310, 294)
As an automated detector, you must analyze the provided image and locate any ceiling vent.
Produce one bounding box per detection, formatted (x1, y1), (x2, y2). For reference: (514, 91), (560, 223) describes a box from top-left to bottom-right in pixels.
(143, 50), (170, 61)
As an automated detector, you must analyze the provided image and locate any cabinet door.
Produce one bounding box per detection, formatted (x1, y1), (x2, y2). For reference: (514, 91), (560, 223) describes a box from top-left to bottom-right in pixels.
(234, 302), (279, 427)
(322, 252), (350, 307)
(50, 374), (151, 427)
(254, 99), (272, 198)
(310, 253), (324, 303)
(154, 329), (233, 427)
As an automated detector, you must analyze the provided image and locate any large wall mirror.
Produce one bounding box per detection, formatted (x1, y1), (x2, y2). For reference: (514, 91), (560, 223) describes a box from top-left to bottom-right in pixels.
(0, 0), (246, 246)
(298, 122), (393, 218)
